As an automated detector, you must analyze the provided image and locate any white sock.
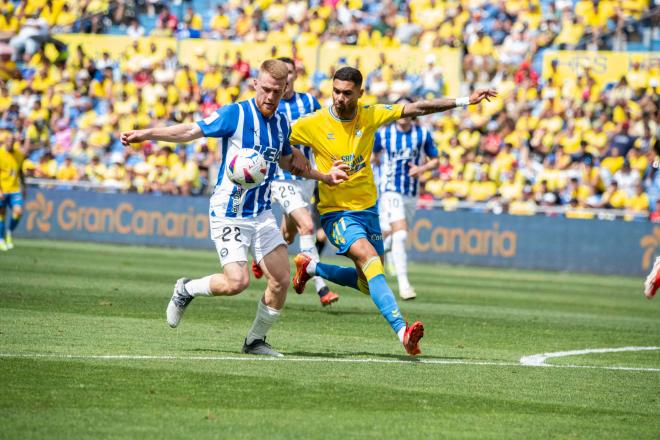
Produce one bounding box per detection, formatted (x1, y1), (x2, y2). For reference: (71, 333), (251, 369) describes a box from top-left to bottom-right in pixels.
(384, 252), (394, 272)
(185, 276), (213, 297)
(313, 276), (326, 292)
(392, 230), (411, 291)
(299, 234), (316, 256)
(300, 234), (327, 291)
(246, 301), (281, 344)
(383, 232), (392, 252)
(397, 327), (405, 343)
(305, 259), (317, 276)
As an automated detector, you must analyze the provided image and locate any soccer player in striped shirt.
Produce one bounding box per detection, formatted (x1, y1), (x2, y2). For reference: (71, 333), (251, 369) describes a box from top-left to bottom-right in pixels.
(290, 66), (496, 355)
(120, 60), (348, 357)
(374, 100), (439, 300)
(253, 57), (340, 307)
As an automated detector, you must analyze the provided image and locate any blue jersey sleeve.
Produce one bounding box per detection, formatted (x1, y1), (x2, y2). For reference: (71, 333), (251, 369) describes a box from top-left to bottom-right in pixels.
(196, 104), (239, 138)
(423, 129), (438, 158)
(373, 129), (384, 154)
(311, 95), (321, 112)
(281, 117), (292, 156)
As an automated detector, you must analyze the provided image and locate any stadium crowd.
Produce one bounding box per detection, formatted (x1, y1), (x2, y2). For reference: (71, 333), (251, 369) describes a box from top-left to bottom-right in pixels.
(0, 0), (658, 220)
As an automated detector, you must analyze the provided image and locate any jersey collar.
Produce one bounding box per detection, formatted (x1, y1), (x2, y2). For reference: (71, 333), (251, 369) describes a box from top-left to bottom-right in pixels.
(250, 98), (276, 121)
(328, 105), (356, 122)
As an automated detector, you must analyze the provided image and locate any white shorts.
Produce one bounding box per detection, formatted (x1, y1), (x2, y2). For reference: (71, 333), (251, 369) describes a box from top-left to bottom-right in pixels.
(271, 179), (315, 215)
(378, 191), (417, 232)
(210, 210), (286, 266)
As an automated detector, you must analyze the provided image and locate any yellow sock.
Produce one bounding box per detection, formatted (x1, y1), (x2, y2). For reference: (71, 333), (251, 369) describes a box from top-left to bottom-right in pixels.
(361, 256), (385, 281)
(357, 277), (370, 295)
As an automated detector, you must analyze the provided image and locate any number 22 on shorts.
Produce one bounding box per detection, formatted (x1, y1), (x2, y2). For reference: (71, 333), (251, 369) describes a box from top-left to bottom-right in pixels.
(220, 226), (242, 242)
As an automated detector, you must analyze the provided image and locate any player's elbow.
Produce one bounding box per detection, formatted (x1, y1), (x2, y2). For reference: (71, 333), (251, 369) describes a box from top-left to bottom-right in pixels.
(183, 124), (202, 142)
(405, 104), (425, 118)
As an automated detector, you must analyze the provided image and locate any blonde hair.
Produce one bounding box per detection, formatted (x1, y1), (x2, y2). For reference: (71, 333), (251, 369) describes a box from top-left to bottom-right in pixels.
(259, 59), (288, 81)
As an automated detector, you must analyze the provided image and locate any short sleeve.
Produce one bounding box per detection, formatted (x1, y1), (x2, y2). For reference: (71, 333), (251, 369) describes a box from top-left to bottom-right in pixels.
(311, 95), (321, 111)
(423, 129), (438, 158)
(289, 115), (314, 148)
(373, 128), (384, 154)
(371, 104), (404, 128)
(196, 104), (239, 138)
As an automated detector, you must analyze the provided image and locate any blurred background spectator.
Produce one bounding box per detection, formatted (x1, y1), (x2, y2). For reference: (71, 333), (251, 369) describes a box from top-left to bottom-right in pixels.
(0, 0), (658, 223)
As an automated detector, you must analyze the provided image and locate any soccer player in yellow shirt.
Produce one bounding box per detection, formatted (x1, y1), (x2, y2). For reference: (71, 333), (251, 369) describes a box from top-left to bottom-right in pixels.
(290, 66), (496, 355)
(0, 135), (26, 251)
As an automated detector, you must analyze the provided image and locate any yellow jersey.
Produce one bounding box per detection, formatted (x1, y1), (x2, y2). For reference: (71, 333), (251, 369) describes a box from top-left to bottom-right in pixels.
(0, 146), (25, 193)
(290, 104), (404, 214)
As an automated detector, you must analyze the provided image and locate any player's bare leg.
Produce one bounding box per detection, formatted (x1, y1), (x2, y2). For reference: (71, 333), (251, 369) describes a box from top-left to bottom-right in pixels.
(295, 237), (423, 355)
(281, 213), (298, 244)
(346, 239), (422, 355)
(251, 214), (294, 279)
(288, 207), (339, 306)
(315, 226), (328, 255)
(243, 244), (290, 356)
(390, 219), (415, 300)
(5, 204), (22, 250)
(167, 262), (250, 328)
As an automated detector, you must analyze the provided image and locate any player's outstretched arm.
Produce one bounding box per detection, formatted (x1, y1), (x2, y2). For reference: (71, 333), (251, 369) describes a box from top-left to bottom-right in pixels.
(401, 89), (498, 118)
(120, 123), (203, 146)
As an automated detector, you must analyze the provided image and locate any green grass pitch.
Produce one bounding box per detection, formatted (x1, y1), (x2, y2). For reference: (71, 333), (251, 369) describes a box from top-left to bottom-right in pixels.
(1, 239), (659, 439)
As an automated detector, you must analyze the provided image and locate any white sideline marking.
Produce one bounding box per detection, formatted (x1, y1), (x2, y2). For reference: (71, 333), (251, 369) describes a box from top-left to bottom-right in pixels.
(0, 351), (658, 372)
(0, 352), (514, 367)
(520, 346), (660, 371)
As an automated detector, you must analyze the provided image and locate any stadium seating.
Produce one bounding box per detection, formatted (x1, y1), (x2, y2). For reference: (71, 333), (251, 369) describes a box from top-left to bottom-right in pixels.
(0, 0), (657, 220)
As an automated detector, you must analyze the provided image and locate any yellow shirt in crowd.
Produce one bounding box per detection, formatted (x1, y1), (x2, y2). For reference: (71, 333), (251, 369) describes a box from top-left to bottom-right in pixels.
(0, 146), (25, 193)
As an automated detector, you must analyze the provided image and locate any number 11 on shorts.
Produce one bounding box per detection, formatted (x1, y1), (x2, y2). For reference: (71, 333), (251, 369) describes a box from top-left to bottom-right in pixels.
(332, 217), (347, 245)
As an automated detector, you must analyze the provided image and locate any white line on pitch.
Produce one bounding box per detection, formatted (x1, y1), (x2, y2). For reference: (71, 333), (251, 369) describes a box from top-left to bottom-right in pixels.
(520, 346), (660, 371)
(0, 352), (514, 367)
(0, 352), (658, 371)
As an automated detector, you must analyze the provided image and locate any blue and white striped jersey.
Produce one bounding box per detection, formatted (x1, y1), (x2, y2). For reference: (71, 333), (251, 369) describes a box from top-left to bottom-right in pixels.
(197, 98), (292, 218)
(371, 161), (383, 196)
(274, 92), (321, 181)
(373, 124), (438, 197)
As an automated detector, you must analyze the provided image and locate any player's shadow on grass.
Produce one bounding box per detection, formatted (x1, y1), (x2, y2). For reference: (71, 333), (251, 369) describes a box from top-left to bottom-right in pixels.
(286, 305), (372, 316)
(184, 347), (467, 362)
(285, 350), (468, 362)
(285, 350), (422, 361)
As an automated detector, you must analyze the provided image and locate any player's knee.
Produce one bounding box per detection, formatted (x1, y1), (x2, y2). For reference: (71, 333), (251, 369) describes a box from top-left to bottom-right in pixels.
(350, 239), (378, 262)
(13, 207), (23, 217)
(269, 274), (290, 294)
(296, 216), (314, 236)
(225, 273), (250, 295)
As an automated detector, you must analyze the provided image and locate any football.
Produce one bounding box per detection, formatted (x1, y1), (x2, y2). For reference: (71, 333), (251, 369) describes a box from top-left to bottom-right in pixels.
(226, 148), (268, 190)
